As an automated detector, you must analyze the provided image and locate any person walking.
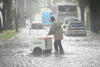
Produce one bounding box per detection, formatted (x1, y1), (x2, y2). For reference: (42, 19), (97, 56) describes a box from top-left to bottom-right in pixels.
(48, 16), (64, 55)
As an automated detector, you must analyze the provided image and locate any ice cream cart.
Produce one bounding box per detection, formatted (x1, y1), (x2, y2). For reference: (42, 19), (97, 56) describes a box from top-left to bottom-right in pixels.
(32, 36), (53, 56)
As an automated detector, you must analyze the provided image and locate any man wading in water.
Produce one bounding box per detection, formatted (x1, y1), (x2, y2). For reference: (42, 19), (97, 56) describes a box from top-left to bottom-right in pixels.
(48, 16), (64, 55)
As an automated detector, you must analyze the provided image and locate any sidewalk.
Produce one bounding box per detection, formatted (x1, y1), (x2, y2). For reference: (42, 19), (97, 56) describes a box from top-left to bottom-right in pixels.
(0, 39), (9, 47)
(0, 28), (25, 49)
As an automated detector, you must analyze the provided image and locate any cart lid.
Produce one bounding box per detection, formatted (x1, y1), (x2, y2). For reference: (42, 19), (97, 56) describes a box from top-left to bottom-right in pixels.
(37, 36), (53, 40)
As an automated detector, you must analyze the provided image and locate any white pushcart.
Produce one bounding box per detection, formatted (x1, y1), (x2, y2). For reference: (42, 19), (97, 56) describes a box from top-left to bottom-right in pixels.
(32, 36), (53, 56)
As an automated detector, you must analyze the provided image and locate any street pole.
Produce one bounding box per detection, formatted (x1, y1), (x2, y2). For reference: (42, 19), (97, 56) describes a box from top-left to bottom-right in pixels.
(16, 0), (19, 32)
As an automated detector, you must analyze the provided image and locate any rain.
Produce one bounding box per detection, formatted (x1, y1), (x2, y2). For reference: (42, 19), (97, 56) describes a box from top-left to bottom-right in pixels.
(0, 0), (100, 67)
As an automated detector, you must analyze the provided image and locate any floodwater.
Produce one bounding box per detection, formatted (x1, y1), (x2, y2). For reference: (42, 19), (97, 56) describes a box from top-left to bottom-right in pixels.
(0, 27), (100, 67)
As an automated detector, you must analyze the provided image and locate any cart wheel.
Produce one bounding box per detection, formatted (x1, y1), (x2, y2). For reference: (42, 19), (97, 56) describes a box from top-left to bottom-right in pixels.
(43, 50), (52, 54)
(33, 47), (42, 56)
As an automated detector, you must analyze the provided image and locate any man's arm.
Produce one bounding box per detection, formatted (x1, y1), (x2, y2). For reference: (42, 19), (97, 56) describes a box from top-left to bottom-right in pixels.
(48, 23), (56, 35)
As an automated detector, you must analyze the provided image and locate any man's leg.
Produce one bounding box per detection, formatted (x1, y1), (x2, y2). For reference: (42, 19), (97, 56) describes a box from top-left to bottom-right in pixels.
(58, 40), (64, 54)
(54, 40), (59, 52)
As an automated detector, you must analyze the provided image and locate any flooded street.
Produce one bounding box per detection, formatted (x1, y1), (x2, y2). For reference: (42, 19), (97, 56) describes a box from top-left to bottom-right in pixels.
(0, 27), (100, 67)
(0, 0), (100, 67)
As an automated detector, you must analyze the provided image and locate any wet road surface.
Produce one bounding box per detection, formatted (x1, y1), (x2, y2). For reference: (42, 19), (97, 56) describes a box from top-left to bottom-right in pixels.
(0, 27), (100, 67)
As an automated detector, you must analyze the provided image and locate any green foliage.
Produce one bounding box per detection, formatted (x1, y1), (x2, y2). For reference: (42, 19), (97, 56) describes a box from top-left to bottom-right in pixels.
(0, 28), (22, 39)
(0, 30), (18, 39)
(74, 0), (78, 3)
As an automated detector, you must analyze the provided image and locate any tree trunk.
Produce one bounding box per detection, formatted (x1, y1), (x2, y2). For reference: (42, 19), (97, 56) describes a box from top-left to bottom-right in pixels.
(2, 0), (7, 30)
(0, 8), (3, 32)
(15, 15), (19, 32)
(6, 0), (13, 29)
(3, 0), (13, 30)
(80, 8), (85, 23)
(78, 0), (87, 24)
(95, 15), (100, 34)
(90, 11), (95, 32)
(89, 0), (100, 33)
(0, 18), (3, 33)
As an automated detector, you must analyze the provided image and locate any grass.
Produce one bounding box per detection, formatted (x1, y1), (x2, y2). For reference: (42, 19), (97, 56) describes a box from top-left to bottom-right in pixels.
(0, 28), (22, 39)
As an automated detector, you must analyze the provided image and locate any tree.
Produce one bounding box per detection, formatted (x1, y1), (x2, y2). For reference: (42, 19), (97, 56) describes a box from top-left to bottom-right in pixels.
(89, 0), (100, 33)
(0, 0), (3, 32)
(0, 0), (13, 31)
(0, 18), (3, 33)
(78, 0), (87, 24)
(2, 0), (13, 30)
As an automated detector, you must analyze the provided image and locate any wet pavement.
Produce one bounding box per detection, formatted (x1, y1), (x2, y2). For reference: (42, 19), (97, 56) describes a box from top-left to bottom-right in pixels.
(0, 27), (100, 67)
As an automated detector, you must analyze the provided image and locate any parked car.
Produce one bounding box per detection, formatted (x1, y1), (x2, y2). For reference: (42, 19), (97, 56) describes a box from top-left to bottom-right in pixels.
(65, 22), (87, 36)
(62, 17), (80, 33)
(30, 20), (43, 29)
(31, 23), (43, 29)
